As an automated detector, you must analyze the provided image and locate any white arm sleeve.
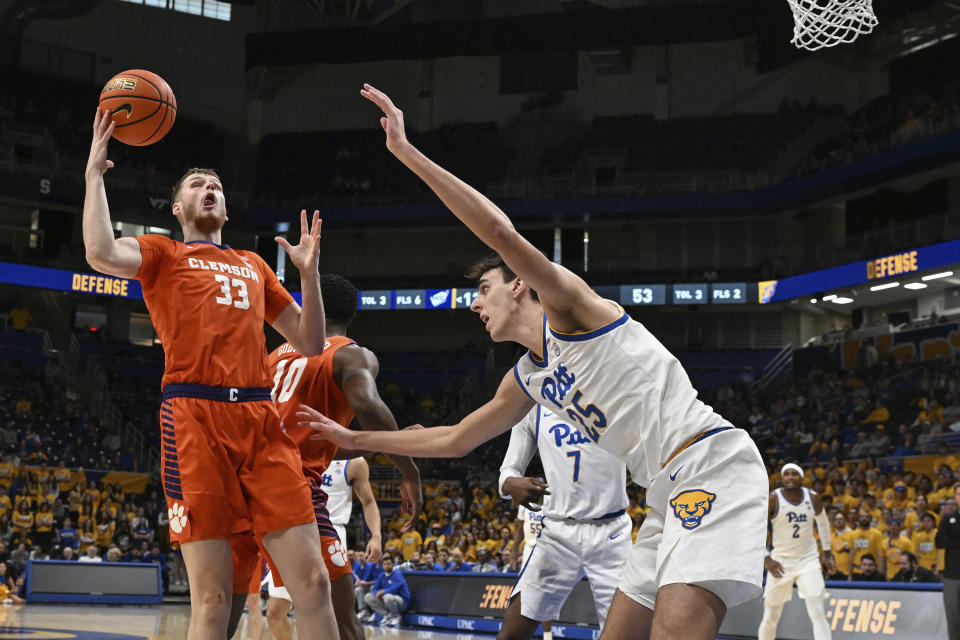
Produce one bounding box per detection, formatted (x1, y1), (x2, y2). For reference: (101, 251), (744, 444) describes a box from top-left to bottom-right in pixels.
(814, 509), (831, 551)
(498, 408), (540, 499)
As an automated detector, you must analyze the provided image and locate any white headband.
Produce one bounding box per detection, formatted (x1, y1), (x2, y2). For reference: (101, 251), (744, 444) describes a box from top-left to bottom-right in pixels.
(781, 463), (804, 478)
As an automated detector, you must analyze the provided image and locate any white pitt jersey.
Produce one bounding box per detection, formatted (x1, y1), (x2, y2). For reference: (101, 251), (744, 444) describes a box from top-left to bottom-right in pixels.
(499, 405), (628, 520)
(320, 459), (354, 526)
(517, 505), (544, 546)
(513, 310), (731, 486)
(770, 488), (819, 559)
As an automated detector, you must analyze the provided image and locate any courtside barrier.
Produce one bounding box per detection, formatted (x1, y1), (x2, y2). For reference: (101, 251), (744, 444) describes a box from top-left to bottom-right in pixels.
(402, 572), (948, 640)
(25, 559), (162, 604)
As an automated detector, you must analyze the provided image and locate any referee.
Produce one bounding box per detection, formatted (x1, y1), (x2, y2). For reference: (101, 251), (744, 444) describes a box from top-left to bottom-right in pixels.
(936, 484), (960, 640)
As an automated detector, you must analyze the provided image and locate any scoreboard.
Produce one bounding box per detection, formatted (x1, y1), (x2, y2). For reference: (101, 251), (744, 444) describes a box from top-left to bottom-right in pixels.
(351, 282), (753, 310)
(0, 260), (754, 310)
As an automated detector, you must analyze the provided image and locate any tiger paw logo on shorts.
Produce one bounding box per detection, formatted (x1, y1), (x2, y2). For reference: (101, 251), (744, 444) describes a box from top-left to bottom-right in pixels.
(669, 489), (717, 530)
(327, 539), (348, 567)
(168, 502), (188, 534)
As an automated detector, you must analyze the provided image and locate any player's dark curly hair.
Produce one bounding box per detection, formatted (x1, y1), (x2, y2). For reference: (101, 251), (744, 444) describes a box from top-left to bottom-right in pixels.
(321, 274), (359, 327)
(465, 253), (538, 301)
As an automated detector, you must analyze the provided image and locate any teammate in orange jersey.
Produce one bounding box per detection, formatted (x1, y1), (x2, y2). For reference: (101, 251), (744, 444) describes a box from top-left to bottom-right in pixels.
(82, 108), (337, 640)
(230, 273), (423, 640)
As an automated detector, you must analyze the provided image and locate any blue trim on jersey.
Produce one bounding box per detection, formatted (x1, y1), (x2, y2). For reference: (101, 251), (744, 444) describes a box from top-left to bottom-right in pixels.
(527, 314), (549, 368)
(344, 460), (352, 487)
(691, 426), (733, 446)
(547, 309), (628, 342)
(512, 365), (539, 404)
(534, 407), (541, 441)
(594, 508), (626, 521)
(184, 240), (232, 250)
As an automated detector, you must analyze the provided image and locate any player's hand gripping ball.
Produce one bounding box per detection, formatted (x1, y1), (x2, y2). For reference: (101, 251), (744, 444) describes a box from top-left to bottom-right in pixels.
(99, 69), (177, 146)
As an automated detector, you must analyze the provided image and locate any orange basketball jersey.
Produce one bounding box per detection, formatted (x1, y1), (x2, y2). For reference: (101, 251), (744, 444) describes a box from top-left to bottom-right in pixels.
(268, 336), (357, 479)
(135, 235), (294, 388)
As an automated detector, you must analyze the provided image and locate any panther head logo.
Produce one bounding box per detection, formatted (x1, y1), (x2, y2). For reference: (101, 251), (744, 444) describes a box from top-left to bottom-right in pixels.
(669, 489), (717, 530)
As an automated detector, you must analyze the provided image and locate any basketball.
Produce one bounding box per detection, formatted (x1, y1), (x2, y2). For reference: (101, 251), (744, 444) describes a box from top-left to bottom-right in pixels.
(98, 69), (177, 146)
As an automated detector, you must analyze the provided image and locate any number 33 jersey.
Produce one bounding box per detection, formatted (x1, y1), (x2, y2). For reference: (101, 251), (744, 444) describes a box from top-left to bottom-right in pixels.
(513, 308), (732, 487)
(135, 235), (295, 388)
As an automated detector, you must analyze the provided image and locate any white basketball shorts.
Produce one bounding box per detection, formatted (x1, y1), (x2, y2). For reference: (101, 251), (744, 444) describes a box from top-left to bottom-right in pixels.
(619, 428), (768, 611)
(512, 512), (631, 625)
(763, 553), (827, 605)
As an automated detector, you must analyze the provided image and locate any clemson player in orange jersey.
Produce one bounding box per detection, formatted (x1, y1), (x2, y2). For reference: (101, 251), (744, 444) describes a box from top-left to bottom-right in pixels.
(230, 273), (422, 640)
(82, 108), (338, 640)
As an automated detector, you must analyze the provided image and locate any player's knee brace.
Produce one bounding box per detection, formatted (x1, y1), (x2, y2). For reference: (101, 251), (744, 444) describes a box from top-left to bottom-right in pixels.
(757, 601), (785, 640)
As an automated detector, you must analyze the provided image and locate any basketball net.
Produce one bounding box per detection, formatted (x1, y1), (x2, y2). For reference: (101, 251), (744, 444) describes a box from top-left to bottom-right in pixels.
(787, 0), (878, 51)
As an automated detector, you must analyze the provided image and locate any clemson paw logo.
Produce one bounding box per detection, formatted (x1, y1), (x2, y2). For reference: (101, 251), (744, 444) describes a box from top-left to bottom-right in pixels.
(327, 539), (348, 567)
(168, 502), (188, 534)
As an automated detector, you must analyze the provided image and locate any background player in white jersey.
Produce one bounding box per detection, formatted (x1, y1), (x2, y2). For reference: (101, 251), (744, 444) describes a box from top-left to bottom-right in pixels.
(498, 406), (631, 640)
(322, 458), (382, 549)
(300, 84), (767, 640)
(759, 463), (833, 640)
(264, 456), (382, 639)
(514, 504), (544, 566)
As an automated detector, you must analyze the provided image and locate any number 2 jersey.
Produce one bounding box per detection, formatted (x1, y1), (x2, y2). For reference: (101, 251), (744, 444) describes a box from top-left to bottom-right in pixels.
(512, 309), (732, 487)
(135, 235), (294, 388)
(770, 488), (820, 560)
(267, 336), (358, 484)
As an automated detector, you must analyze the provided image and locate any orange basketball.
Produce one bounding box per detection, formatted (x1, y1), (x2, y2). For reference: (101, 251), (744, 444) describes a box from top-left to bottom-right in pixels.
(99, 69), (177, 147)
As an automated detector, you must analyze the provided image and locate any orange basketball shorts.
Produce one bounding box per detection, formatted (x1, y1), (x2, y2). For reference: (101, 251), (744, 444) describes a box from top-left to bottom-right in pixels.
(159, 384), (314, 544)
(231, 481), (353, 593)
(231, 532), (266, 595)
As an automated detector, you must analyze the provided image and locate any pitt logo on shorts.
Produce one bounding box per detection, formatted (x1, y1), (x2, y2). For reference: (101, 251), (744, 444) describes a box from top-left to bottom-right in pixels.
(670, 489), (717, 530)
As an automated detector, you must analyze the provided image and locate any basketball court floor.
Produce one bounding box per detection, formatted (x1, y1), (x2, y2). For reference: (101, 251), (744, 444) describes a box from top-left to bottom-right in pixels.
(0, 605), (753, 639)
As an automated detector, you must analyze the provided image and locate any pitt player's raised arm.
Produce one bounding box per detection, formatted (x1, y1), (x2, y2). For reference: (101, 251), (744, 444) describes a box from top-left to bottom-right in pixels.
(82, 108), (142, 279)
(334, 345), (423, 531)
(298, 370), (535, 458)
(361, 85), (615, 333)
(270, 210), (326, 356)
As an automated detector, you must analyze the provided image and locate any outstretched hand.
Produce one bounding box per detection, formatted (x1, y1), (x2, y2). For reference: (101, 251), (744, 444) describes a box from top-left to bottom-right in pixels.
(297, 405), (357, 448)
(276, 210), (322, 274)
(86, 108), (116, 178)
(360, 83), (409, 154)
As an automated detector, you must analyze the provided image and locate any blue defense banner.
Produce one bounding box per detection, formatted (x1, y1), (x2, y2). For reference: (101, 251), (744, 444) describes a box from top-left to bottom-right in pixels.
(0, 262), (143, 300)
(402, 573), (948, 640)
(759, 238), (960, 303)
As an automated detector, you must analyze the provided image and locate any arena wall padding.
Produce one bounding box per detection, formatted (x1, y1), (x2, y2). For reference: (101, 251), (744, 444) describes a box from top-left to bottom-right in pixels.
(25, 559), (162, 604)
(404, 572), (948, 640)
